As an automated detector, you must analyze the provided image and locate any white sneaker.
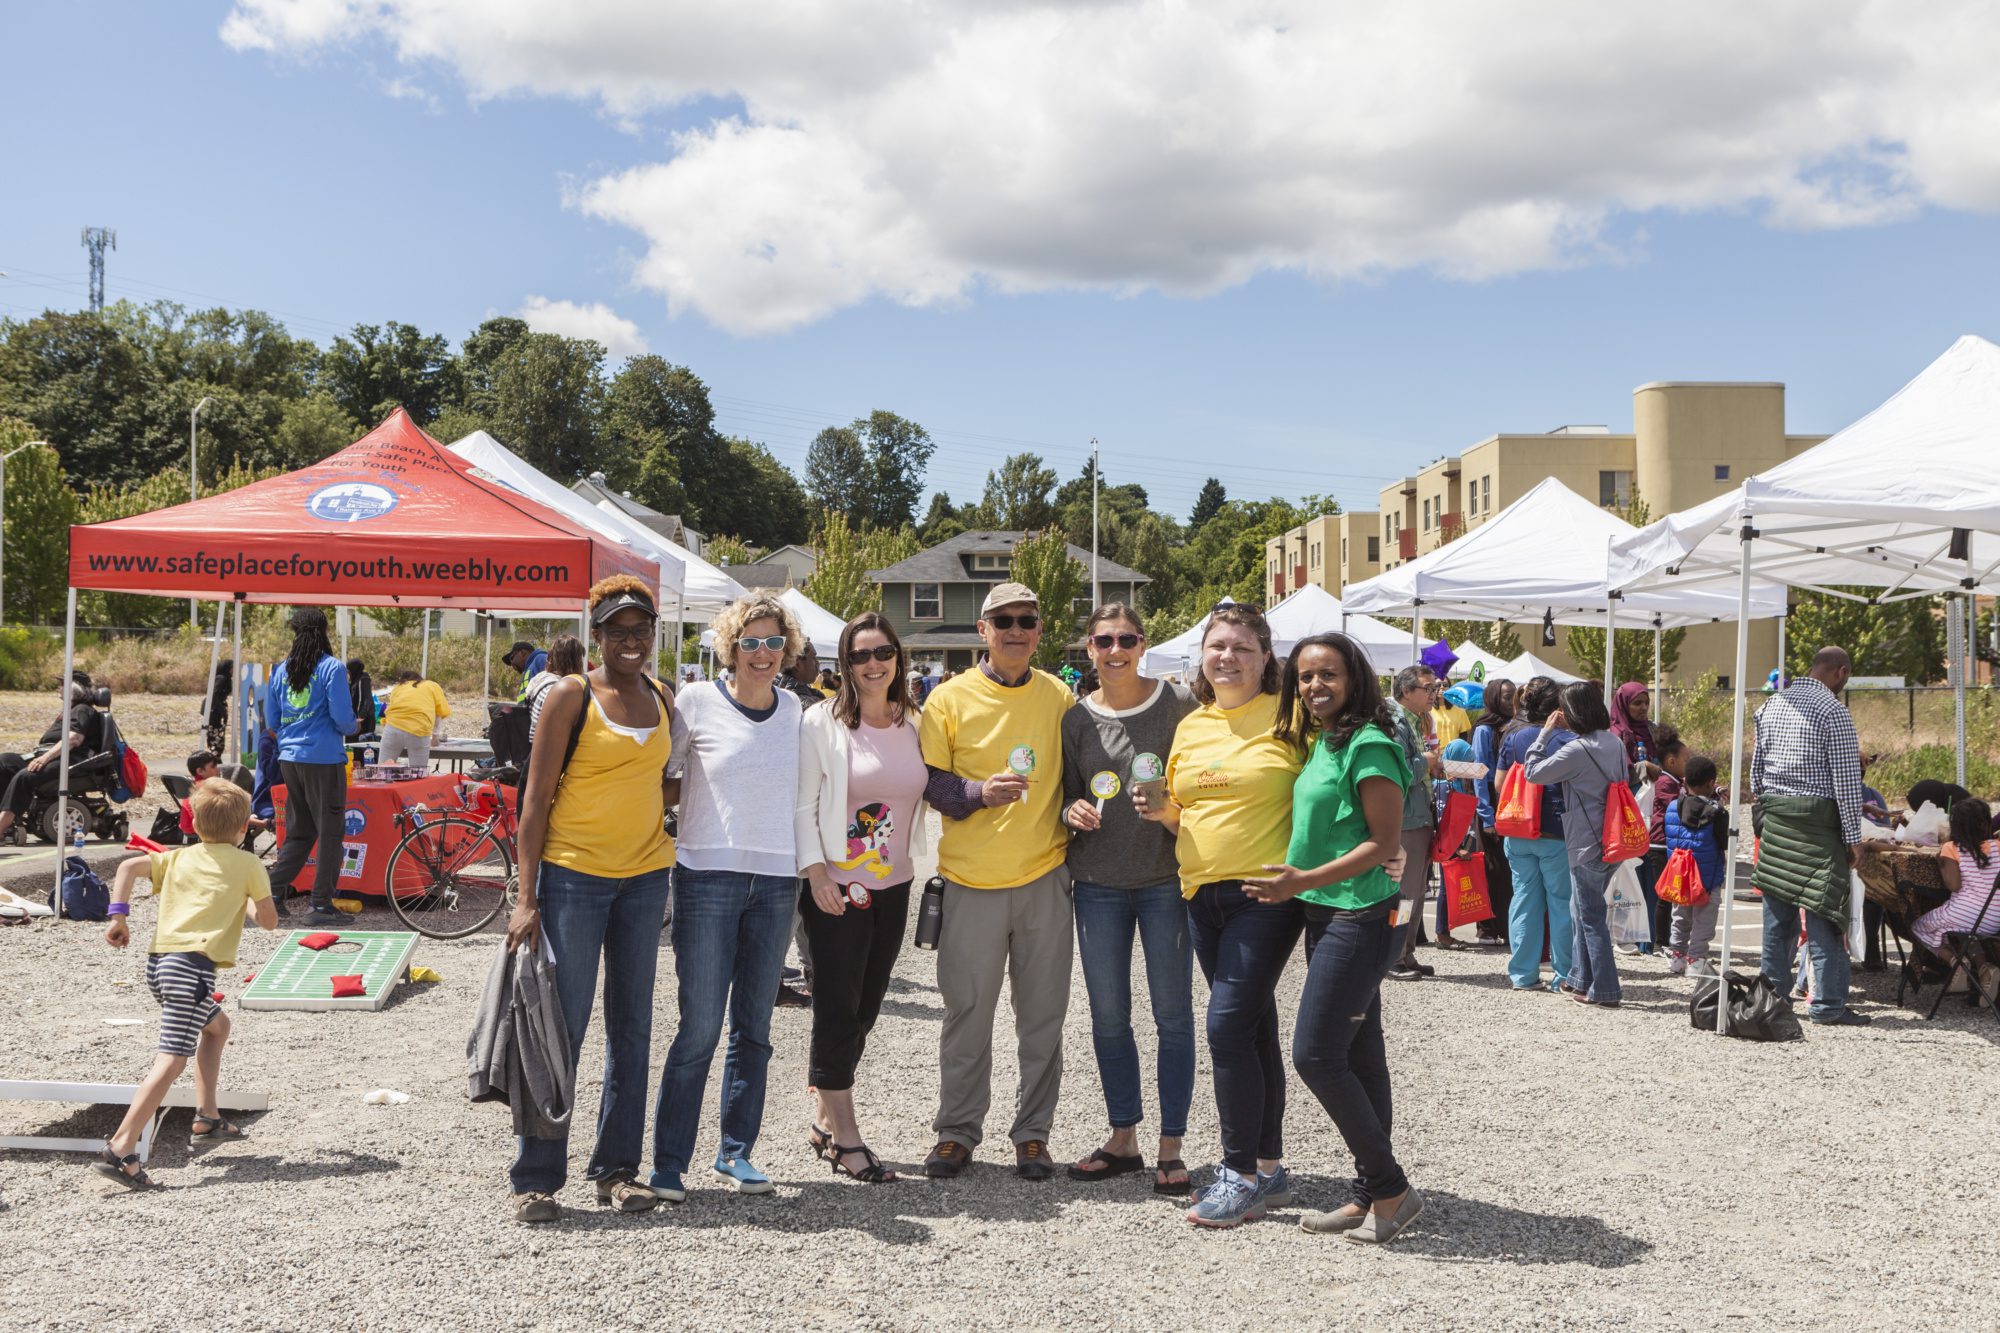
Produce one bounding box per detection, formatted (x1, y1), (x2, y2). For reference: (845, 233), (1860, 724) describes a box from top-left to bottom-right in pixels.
(1689, 959), (1717, 978)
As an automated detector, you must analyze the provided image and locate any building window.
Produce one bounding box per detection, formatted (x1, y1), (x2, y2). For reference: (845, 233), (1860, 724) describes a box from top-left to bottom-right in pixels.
(970, 553), (1012, 574)
(1481, 475), (1491, 512)
(1714, 465), (1730, 481)
(1341, 538), (1348, 566)
(1367, 535), (1380, 563)
(1599, 470), (1633, 508)
(911, 583), (942, 620)
(1422, 499), (1431, 530)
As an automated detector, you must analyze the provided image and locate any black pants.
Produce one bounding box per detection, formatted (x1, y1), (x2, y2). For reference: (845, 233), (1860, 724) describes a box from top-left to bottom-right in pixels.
(0, 755), (55, 817)
(1190, 880), (1304, 1174)
(800, 880), (911, 1091)
(1293, 899), (1410, 1206)
(269, 760), (349, 909)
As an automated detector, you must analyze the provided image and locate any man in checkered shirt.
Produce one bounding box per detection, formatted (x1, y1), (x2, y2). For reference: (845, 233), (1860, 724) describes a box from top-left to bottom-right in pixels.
(1751, 646), (1869, 1026)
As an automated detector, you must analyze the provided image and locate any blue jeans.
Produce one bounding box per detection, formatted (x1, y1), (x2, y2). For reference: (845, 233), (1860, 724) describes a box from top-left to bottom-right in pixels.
(1293, 900), (1409, 1206)
(1567, 851), (1622, 1004)
(1503, 837), (1574, 989)
(1761, 896), (1852, 1019)
(650, 868), (797, 1181)
(1073, 880), (1196, 1138)
(1188, 880), (1304, 1174)
(510, 864), (670, 1194)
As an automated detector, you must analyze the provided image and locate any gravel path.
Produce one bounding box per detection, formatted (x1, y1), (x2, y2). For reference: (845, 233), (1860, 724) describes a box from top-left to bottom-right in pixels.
(3, 813), (1997, 1331)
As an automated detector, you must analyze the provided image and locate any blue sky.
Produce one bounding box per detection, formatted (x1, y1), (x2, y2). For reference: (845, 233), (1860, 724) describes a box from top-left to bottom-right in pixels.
(7, 3), (2000, 521)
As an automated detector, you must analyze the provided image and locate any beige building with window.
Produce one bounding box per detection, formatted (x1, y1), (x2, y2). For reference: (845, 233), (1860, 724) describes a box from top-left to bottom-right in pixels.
(1266, 511), (1382, 601)
(1270, 381), (1828, 687)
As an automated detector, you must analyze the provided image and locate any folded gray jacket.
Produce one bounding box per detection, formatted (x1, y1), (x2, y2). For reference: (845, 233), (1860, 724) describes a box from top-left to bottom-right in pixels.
(466, 940), (573, 1141)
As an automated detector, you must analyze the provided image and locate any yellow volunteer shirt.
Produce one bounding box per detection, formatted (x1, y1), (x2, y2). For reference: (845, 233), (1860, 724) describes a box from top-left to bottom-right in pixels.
(147, 843), (272, 968)
(383, 680), (452, 736)
(919, 666), (1072, 889)
(1432, 703), (1472, 750)
(1167, 692), (1303, 898)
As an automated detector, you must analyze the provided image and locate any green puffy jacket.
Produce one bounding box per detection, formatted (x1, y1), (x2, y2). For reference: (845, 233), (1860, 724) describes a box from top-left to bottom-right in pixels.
(1753, 794), (1850, 927)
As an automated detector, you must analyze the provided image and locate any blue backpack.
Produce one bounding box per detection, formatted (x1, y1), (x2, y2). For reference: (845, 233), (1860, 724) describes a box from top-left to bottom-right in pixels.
(56, 855), (110, 921)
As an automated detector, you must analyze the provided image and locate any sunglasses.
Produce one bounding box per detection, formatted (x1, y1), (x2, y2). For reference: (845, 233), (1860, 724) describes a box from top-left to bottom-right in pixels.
(737, 635), (787, 653)
(987, 613), (1039, 630)
(846, 645), (899, 665)
(1091, 633), (1141, 650)
(599, 620), (657, 644)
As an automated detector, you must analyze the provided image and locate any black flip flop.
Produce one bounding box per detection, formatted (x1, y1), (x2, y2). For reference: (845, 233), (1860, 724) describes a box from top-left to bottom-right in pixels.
(1152, 1158), (1192, 1196)
(1066, 1148), (1145, 1182)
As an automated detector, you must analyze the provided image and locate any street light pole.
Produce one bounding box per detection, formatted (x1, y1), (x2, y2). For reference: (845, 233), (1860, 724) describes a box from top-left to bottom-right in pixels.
(0, 441), (54, 626)
(1090, 437), (1100, 611)
(189, 396), (213, 630)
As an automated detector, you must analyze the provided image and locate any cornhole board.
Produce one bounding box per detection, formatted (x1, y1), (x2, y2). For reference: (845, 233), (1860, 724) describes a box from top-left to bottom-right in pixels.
(239, 930), (419, 1012)
(0, 1080), (270, 1162)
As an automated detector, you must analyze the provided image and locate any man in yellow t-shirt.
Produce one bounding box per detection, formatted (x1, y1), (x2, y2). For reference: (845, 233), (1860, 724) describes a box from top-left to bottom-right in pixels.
(916, 582), (1074, 1182)
(379, 669), (452, 770)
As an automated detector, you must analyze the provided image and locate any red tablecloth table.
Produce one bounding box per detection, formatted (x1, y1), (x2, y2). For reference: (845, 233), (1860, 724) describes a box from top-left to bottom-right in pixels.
(270, 774), (467, 898)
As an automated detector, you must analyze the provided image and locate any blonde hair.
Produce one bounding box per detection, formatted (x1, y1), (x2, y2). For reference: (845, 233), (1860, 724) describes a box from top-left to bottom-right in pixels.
(190, 779), (250, 843)
(711, 593), (804, 669)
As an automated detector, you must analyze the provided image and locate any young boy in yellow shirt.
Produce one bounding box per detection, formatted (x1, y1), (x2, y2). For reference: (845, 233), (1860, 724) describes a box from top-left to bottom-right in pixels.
(95, 780), (275, 1189)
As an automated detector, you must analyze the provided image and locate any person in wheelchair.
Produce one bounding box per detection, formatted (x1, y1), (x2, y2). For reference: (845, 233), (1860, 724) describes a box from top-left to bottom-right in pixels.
(0, 674), (108, 842)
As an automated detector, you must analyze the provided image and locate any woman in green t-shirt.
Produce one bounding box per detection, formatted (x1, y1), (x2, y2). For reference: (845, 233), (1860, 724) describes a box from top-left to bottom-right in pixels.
(1245, 631), (1422, 1244)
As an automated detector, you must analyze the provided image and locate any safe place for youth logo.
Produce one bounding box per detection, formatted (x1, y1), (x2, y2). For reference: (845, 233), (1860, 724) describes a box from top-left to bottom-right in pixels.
(306, 482), (399, 523)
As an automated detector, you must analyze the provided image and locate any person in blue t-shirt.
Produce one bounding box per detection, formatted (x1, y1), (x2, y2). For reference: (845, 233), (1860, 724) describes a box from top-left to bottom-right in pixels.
(262, 608), (358, 923)
(503, 641), (549, 702)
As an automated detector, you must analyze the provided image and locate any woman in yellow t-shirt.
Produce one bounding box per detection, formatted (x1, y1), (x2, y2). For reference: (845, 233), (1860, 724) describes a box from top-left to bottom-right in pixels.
(378, 670), (451, 770)
(501, 574), (677, 1225)
(1137, 603), (1304, 1228)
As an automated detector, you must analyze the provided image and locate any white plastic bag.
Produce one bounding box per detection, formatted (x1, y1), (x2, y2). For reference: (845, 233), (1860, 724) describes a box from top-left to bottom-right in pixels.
(1606, 861), (1652, 945)
(1900, 801), (1949, 846)
(1846, 871), (1868, 960)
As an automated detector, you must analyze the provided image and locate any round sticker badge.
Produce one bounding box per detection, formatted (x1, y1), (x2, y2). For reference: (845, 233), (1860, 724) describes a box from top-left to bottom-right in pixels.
(1089, 770), (1121, 814)
(844, 882), (872, 909)
(1007, 745), (1037, 777)
(1130, 753), (1165, 783)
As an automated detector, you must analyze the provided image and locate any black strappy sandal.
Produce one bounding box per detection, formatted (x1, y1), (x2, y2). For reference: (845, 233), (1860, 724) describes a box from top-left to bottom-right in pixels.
(830, 1143), (899, 1184)
(92, 1144), (155, 1191)
(807, 1123), (834, 1162)
(189, 1116), (246, 1147)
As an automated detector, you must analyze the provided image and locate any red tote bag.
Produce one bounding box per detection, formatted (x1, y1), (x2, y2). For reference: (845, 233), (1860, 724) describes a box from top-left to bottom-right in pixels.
(1431, 791), (1478, 863)
(1493, 764), (1541, 840)
(1600, 781), (1651, 863)
(1441, 855), (1493, 929)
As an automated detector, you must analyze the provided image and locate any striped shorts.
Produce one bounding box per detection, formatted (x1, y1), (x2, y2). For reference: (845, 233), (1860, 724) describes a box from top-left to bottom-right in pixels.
(146, 952), (220, 1056)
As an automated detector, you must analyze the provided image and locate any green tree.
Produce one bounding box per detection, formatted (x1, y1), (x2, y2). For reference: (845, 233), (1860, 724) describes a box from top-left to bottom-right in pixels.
(699, 439), (811, 546)
(1010, 527), (1086, 670)
(982, 453), (1059, 530)
(705, 534), (754, 566)
(363, 605), (427, 636)
(1189, 477), (1227, 530)
(629, 436), (687, 515)
(0, 309), (164, 486)
(602, 356), (729, 517)
(804, 424), (870, 520)
(77, 460), (286, 628)
(482, 333), (607, 481)
(320, 321), (457, 425)
(0, 424), (74, 625)
(423, 405), (495, 447)
(273, 393), (364, 467)
(1563, 622), (1684, 687)
(1785, 589), (1946, 684)
(918, 492), (965, 546)
(457, 317), (530, 409)
(854, 410), (935, 528)
(804, 511), (922, 620)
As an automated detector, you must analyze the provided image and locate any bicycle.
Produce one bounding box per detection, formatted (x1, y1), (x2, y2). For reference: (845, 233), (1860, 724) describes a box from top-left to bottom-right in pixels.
(382, 769), (520, 939)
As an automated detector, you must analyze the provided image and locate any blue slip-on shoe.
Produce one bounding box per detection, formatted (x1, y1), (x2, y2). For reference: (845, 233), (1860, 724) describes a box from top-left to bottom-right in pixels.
(647, 1171), (687, 1203)
(1186, 1167), (1264, 1229)
(712, 1155), (775, 1194)
(1255, 1164), (1295, 1208)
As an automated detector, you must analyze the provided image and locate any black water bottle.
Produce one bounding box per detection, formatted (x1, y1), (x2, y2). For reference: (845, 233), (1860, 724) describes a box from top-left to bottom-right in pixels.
(914, 876), (946, 950)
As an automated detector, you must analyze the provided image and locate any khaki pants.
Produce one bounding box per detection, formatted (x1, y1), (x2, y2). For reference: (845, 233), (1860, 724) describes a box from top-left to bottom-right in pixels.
(933, 865), (1074, 1150)
(1397, 827), (1434, 964)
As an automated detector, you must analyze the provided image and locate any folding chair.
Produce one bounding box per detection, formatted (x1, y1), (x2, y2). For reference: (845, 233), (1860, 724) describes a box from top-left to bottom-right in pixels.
(1924, 878), (2000, 1021)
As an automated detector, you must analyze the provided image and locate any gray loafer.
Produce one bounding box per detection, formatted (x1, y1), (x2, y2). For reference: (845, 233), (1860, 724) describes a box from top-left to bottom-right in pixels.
(1299, 1205), (1368, 1234)
(1345, 1187), (1424, 1244)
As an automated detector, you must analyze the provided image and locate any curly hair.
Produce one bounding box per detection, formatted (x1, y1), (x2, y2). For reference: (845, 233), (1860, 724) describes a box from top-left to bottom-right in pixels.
(587, 573), (653, 613)
(711, 592), (804, 669)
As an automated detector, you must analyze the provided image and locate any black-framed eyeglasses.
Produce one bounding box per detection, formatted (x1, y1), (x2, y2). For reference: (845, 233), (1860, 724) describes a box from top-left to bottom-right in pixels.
(599, 619), (657, 644)
(846, 645), (898, 665)
(987, 613), (1039, 630)
(1090, 632), (1141, 650)
(737, 635), (787, 653)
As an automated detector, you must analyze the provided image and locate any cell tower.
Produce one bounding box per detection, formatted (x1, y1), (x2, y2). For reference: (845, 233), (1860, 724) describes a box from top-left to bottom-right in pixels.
(81, 227), (116, 312)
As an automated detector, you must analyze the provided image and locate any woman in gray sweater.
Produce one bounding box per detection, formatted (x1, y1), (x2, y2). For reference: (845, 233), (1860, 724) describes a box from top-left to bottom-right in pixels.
(1059, 604), (1197, 1194)
(1524, 681), (1627, 1008)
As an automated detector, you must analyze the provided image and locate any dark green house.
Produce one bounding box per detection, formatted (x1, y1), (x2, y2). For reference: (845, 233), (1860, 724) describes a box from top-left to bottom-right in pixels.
(868, 530), (1150, 672)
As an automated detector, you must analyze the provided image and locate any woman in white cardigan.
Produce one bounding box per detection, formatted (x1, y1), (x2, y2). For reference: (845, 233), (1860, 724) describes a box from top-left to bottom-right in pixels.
(794, 611), (931, 1183)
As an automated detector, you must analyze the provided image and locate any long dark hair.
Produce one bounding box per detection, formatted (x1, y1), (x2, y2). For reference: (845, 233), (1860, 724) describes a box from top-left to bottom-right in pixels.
(1473, 678), (1516, 736)
(1558, 680), (1613, 734)
(1950, 797), (1993, 869)
(1191, 603), (1280, 705)
(830, 612), (913, 729)
(1275, 632), (1393, 756)
(284, 607), (334, 692)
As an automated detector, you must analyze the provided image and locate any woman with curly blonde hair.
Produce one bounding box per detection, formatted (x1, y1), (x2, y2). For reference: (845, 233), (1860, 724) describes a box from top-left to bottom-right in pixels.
(650, 591), (808, 1203)
(504, 573), (677, 1224)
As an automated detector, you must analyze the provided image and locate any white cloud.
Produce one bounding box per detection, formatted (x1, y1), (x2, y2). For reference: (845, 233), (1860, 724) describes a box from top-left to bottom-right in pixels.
(516, 296), (650, 358)
(225, 1), (2000, 334)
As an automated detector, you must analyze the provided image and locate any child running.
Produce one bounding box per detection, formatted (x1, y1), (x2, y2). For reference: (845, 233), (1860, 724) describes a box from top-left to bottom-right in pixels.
(1662, 755), (1727, 977)
(94, 779), (275, 1189)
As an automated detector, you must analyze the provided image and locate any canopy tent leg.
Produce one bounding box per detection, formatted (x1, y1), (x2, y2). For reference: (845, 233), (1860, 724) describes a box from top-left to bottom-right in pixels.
(482, 615), (493, 702)
(229, 599), (244, 763)
(1715, 512), (1758, 1038)
(1651, 620), (1663, 720)
(338, 608), (348, 664)
(1777, 611), (1789, 690)
(1953, 588), (1968, 788)
(54, 588), (78, 921)
(1602, 603), (1616, 689)
(420, 609), (431, 680)
(1411, 602), (1423, 667)
(198, 600), (225, 730)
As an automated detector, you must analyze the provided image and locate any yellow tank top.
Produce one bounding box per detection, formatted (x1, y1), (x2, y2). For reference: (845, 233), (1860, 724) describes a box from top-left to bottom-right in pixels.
(543, 679), (675, 877)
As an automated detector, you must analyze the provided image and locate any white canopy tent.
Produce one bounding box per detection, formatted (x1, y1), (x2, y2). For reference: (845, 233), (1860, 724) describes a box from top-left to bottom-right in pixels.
(1139, 587), (1418, 678)
(1446, 640), (1512, 682)
(1609, 334), (2000, 1030)
(701, 586), (846, 659)
(1486, 651), (1582, 686)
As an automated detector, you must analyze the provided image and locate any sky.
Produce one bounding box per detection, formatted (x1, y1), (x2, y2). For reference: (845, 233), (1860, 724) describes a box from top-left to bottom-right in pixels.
(7, 2), (2000, 520)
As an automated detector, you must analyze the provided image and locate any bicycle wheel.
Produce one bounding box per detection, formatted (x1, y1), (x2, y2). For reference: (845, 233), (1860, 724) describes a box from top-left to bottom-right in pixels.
(384, 814), (515, 939)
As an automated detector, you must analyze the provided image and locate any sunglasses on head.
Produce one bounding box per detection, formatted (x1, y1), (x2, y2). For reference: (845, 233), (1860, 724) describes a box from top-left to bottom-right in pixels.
(1091, 632), (1141, 650)
(987, 613), (1039, 630)
(737, 635), (787, 653)
(846, 644), (898, 665)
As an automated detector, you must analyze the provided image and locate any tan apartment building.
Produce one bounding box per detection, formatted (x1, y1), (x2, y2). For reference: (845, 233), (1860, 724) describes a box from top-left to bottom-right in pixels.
(1266, 511), (1382, 601)
(1272, 381), (1827, 687)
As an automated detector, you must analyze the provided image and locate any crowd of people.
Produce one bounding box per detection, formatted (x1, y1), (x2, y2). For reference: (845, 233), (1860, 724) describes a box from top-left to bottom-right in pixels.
(81, 582), (2000, 1230)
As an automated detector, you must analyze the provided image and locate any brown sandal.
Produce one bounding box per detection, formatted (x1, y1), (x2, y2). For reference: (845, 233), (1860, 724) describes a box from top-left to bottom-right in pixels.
(1153, 1158), (1192, 1196)
(92, 1144), (155, 1191)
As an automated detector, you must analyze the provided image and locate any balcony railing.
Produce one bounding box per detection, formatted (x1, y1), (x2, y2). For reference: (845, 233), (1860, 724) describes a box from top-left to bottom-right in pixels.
(1398, 529), (1417, 560)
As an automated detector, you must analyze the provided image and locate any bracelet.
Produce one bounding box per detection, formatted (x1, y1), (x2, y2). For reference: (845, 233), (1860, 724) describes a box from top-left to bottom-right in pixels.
(106, 902), (130, 916)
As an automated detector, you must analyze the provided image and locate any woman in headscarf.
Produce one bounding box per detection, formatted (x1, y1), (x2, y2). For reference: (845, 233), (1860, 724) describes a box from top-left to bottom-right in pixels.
(1608, 682), (1656, 778)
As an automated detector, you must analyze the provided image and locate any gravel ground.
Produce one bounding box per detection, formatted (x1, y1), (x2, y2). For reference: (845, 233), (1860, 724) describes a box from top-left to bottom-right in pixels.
(4, 792), (1999, 1330)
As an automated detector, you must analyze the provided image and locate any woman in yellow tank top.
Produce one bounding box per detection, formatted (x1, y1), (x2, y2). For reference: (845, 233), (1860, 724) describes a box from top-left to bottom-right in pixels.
(502, 574), (677, 1225)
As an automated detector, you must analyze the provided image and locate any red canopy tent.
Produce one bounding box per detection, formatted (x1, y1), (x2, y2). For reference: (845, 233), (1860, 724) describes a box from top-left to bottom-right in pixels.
(49, 411), (658, 895)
